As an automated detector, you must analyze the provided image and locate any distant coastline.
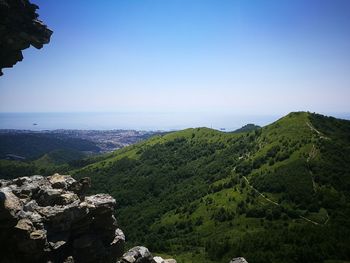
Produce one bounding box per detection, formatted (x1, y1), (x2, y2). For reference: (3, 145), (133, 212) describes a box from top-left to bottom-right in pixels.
(1, 112), (349, 132)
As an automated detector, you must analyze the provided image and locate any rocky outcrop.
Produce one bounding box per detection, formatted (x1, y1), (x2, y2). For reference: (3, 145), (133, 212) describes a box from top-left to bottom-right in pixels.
(0, 174), (124, 263)
(0, 0), (52, 76)
(0, 173), (243, 263)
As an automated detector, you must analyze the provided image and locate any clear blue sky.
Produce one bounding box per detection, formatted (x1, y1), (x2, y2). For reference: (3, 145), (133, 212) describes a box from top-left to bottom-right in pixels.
(0, 0), (349, 116)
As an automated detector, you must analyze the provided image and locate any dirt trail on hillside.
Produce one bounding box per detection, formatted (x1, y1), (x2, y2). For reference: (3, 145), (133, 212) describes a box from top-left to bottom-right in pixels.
(238, 121), (331, 226)
(242, 176), (323, 225)
(243, 176), (279, 206)
(306, 122), (330, 140)
(307, 144), (318, 193)
(304, 133), (330, 224)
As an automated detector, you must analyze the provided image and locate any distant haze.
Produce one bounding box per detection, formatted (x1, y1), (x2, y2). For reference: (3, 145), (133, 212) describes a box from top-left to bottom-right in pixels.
(0, 0), (350, 116)
(0, 112), (349, 131)
(0, 112), (275, 131)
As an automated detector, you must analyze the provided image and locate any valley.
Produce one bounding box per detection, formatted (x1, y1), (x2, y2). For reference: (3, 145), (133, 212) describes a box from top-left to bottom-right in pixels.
(0, 129), (163, 179)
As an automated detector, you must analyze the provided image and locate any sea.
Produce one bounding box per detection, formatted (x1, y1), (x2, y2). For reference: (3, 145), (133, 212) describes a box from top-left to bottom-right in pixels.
(0, 112), (349, 131)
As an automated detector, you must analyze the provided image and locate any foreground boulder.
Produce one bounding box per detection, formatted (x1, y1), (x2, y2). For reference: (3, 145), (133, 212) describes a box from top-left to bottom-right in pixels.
(118, 246), (176, 263)
(0, 174), (124, 263)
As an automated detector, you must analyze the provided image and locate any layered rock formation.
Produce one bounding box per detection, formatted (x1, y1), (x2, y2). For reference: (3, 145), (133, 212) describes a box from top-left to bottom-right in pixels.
(0, 0), (52, 76)
(0, 174), (124, 263)
(0, 173), (246, 263)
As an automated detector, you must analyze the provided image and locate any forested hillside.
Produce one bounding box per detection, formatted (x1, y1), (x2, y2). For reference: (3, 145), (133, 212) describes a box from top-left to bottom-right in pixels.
(0, 133), (99, 159)
(0, 133), (100, 179)
(0, 130), (164, 179)
(72, 112), (350, 263)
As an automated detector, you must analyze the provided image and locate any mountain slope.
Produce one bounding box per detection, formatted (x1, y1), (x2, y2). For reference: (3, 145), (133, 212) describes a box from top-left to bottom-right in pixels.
(72, 112), (350, 263)
(0, 133), (99, 159)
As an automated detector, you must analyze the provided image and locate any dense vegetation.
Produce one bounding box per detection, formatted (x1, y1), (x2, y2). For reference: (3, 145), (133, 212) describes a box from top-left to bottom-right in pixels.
(0, 132), (105, 179)
(0, 148), (86, 179)
(70, 112), (350, 263)
(232, 123), (261, 133)
(0, 133), (99, 159)
(0, 131), (166, 179)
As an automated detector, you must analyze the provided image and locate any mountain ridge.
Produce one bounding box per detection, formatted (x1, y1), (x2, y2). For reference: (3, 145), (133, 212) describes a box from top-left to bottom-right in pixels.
(71, 111), (350, 263)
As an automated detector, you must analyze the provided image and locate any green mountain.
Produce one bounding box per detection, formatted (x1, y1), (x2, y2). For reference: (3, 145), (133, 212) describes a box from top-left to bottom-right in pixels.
(69, 112), (349, 262)
(232, 123), (261, 133)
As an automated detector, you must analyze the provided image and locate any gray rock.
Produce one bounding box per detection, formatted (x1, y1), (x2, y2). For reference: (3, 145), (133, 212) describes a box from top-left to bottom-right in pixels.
(85, 193), (116, 214)
(119, 246), (153, 263)
(230, 257), (249, 263)
(152, 256), (165, 263)
(37, 188), (64, 206)
(0, 174), (124, 263)
(63, 256), (75, 263)
(23, 199), (38, 212)
(152, 257), (177, 263)
(0, 186), (23, 226)
(48, 173), (76, 189)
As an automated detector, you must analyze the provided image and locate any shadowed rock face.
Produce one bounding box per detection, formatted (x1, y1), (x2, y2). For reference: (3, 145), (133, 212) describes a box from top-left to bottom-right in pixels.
(0, 174), (124, 263)
(0, 0), (52, 76)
